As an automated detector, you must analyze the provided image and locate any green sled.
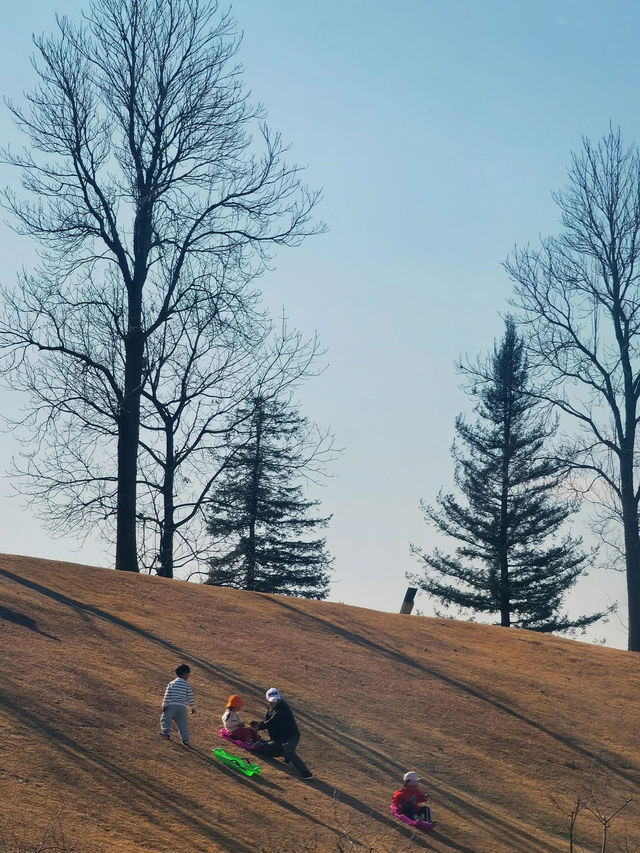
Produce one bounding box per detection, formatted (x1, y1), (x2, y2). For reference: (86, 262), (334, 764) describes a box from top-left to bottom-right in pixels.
(212, 747), (262, 776)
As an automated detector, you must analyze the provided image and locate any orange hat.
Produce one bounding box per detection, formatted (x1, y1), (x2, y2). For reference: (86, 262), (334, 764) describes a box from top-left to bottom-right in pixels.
(226, 694), (243, 709)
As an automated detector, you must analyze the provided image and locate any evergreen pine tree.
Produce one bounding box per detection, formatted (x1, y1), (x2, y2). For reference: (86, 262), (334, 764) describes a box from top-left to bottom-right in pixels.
(410, 318), (606, 633)
(206, 394), (332, 598)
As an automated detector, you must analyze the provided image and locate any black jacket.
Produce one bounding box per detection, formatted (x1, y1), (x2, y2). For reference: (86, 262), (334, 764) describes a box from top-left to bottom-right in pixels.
(258, 699), (299, 742)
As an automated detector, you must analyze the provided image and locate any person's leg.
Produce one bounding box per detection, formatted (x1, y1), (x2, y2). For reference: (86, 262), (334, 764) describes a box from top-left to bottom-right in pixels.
(173, 705), (190, 743)
(419, 804), (431, 822)
(161, 703), (182, 736)
(160, 706), (172, 736)
(257, 739), (284, 758)
(232, 726), (257, 743)
(282, 736), (311, 777)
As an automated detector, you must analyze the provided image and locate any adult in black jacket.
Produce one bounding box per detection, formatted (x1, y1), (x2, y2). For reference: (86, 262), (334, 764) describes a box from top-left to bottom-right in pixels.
(251, 687), (312, 779)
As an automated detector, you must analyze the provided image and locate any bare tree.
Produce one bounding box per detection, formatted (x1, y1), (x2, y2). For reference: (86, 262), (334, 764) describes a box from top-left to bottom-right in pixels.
(551, 756), (637, 853)
(549, 793), (586, 853)
(0, 0), (321, 572)
(1, 274), (125, 544)
(134, 259), (266, 577)
(136, 301), (329, 579)
(506, 128), (640, 650)
(589, 799), (633, 853)
(1, 254), (324, 581)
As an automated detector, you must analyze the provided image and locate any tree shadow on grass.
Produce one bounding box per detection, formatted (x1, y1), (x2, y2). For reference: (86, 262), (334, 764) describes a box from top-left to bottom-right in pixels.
(308, 774), (558, 853)
(0, 688), (254, 852)
(263, 595), (640, 789)
(0, 605), (59, 640)
(190, 744), (336, 833)
(0, 566), (266, 695)
(259, 596), (631, 853)
(0, 688), (339, 850)
(308, 777), (433, 849)
(431, 782), (561, 853)
(0, 566), (489, 849)
(0, 566), (618, 853)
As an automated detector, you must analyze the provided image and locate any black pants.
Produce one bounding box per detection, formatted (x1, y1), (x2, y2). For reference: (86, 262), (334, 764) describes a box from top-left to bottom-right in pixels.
(258, 735), (310, 776)
(404, 804), (431, 822)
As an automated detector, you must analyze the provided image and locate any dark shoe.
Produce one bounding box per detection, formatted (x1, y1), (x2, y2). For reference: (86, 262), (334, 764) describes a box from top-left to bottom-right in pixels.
(300, 773), (313, 780)
(182, 741), (191, 747)
(159, 732), (170, 739)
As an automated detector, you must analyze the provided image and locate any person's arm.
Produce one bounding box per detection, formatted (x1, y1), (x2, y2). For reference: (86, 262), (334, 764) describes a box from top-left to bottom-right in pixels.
(250, 708), (272, 731)
(391, 789), (407, 808)
(186, 683), (196, 712)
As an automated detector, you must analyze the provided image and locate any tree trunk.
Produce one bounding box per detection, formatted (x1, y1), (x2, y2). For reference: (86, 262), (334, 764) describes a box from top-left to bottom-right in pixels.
(620, 450), (640, 650)
(499, 472), (511, 627)
(245, 399), (264, 591)
(115, 423), (139, 571)
(622, 490), (640, 651)
(158, 428), (175, 579)
(246, 518), (256, 591)
(115, 287), (144, 573)
(115, 190), (153, 573)
(499, 385), (511, 627)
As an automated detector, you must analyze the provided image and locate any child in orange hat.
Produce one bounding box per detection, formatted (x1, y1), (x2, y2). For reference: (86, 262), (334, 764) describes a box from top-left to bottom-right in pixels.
(221, 695), (259, 744)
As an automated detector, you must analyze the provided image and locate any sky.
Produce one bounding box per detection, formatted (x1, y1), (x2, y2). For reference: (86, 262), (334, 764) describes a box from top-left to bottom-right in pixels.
(1, 0), (639, 648)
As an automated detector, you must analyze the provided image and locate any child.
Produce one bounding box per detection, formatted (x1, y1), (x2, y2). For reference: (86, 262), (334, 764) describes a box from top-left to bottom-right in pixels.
(221, 694), (259, 744)
(159, 663), (196, 745)
(391, 771), (432, 823)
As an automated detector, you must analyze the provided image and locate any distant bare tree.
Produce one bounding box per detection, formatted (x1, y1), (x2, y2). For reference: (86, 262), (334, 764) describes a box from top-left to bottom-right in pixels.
(549, 793), (586, 853)
(506, 128), (640, 650)
(0, 0), (321, 572)
(589, 799), (633, 853)
(0, 810), (80, 852)
(551, 757), (635, 853)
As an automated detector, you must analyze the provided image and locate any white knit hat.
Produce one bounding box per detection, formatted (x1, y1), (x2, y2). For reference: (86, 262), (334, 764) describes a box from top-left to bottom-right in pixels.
(403, 771), (421, 784)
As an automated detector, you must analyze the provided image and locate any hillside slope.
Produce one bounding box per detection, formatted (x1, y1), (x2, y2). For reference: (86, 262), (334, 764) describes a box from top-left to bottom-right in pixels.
(0, 554), (639, 852)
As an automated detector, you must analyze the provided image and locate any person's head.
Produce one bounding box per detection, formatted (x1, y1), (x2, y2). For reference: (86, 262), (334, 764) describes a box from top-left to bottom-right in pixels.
(176, 664), (191, 679)
(403, 771), (421, 786)
(265, 687), (281, 706)
(226, 694), (243, 710)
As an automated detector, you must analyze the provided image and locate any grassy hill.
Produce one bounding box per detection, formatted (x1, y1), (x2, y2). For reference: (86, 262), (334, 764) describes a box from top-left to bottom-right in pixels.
(0, 554), (639, 852)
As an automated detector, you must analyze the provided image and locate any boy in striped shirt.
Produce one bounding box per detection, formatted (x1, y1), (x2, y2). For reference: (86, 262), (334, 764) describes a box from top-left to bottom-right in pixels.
(160, 664), (196, 745)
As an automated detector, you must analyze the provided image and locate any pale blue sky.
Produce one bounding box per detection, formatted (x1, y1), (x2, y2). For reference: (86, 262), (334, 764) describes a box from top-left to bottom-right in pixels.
(1, 1), (638, 646)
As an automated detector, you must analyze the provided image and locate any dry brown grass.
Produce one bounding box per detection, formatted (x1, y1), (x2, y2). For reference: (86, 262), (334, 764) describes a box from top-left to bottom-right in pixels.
(0, 554), (639, 852)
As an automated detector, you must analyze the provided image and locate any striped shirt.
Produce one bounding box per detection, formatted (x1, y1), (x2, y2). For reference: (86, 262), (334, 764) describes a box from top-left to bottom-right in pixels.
(163, 677), (195, 710)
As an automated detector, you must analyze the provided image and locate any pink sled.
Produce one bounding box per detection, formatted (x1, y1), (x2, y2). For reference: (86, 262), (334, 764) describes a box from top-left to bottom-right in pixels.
(219, 727), (263, 752)
(389, 804), (434, 831)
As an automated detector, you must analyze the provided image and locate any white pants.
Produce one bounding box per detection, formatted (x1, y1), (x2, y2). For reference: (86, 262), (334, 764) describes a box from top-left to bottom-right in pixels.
(160, 703), (189, 742)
